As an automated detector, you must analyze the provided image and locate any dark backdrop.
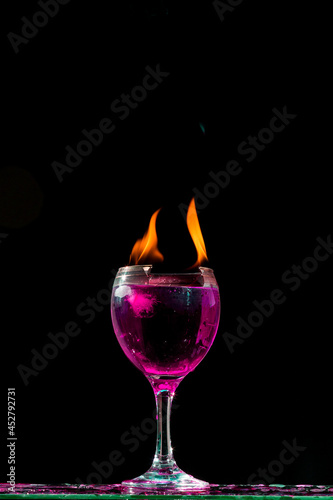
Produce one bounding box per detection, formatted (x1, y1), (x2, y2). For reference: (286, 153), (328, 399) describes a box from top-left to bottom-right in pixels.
(1, 0), (332, 487)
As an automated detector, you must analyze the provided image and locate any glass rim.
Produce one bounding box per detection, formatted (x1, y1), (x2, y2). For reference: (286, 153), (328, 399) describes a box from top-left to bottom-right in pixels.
(116, 265), (215, 276)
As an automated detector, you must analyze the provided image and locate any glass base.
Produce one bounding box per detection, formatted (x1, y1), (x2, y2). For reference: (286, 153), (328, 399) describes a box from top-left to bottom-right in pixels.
(121, 460), (210, 491)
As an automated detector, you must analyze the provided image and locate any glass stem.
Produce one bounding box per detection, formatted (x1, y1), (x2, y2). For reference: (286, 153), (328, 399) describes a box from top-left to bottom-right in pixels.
(153, 389), (175, 468)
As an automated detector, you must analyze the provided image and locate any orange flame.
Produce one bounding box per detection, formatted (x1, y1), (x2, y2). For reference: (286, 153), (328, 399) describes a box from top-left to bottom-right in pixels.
(129, 208), (164, 265)
(186, 198), (208, 268)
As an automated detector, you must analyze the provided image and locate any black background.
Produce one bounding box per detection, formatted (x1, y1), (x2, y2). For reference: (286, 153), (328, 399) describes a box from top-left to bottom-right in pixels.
(1, 0), (332, 487)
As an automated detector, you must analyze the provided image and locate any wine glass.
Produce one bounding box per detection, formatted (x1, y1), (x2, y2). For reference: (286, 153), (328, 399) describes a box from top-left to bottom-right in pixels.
(111, 264), (220, 491)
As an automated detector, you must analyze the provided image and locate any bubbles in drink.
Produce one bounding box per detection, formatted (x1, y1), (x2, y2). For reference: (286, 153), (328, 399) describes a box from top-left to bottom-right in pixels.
(111, 284), (220, 378)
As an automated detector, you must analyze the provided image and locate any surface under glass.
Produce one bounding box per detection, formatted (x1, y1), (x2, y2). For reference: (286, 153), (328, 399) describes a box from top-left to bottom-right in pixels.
(0, 484), (333, 499)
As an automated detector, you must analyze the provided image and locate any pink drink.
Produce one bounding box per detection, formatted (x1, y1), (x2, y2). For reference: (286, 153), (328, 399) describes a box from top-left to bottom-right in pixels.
(111, 282), (220, 378)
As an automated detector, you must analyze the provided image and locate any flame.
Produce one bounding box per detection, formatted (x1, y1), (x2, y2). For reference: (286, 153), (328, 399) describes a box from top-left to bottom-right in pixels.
(186, 198), (208, 268)
(129, 208), (164, 265)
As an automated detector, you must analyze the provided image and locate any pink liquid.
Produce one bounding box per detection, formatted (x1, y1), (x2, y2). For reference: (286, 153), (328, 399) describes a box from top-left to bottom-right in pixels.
(111, 284), (220, 378)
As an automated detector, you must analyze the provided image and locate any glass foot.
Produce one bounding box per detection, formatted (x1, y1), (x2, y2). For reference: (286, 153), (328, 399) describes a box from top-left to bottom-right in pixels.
(121, 460), (210, 491)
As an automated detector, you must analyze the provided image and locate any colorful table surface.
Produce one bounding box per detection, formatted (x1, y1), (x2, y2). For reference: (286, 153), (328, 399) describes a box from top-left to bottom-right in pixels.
(0, 484), (333, 499)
